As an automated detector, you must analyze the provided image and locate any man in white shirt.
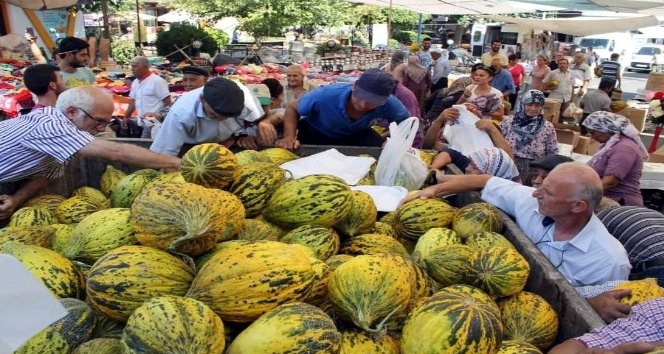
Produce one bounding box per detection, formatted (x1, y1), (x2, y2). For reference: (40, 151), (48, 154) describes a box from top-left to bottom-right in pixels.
(150, 77), (271, 156)
(430, 48), (452, 93)
(543, 57), (576, 118)
(403, 161), (631, 289)
(418, 37), (433, 69)
(571, 52), (593, 98)
(122, 56), (171, 137)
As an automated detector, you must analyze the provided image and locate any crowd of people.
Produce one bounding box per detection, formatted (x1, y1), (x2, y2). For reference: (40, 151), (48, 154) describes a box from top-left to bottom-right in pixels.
(1, 34), (663, 351)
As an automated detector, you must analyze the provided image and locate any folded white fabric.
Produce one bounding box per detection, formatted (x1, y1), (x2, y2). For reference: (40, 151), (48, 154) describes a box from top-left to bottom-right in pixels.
(279, 148), (376, 185)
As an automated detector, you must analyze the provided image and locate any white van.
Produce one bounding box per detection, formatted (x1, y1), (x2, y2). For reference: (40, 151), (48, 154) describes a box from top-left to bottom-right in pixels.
(627, 44), (664, 72)
(574, 32), (633, 63)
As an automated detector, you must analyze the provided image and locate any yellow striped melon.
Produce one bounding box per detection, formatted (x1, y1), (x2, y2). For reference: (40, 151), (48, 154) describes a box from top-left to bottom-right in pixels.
(468, 246), (530, 298)
(340, 330), (400, 354)
(466, 230), (515, 250)
(413, 227), (461, 265)
(58, 208), (136, 263)
(237, 218), (284, 241)
(335, 190), (377, 237)
(328, 254), (414, 332)
(498, 291), (559, 351)
(55, 195), (107, 224)
(258, 147), (299, 165)
(234, 149), (270, 166)
(72, 187), (109, 207)
(0, 225), (55, 248)
(280, 224), (340, 260)
(100, 165), (127, 197)
(497, 340), (543, 354)
(453, 202), (504, 240)
(325, 254), (354, 270)
(187, 241), (317, 323)
(226, 302), (340, 354)
(1, 241), (85, 298)
(339, 233), (409, 257)
(8, 206), (57, 227)
(401, 284), (503, 354)
(121, 296), (225, 353)
(73, 338), (122, 354)
(131, 182), (244, 256)
(86, 245), (195, 322)
(373, 221), (396, 238)
(23, 194), (66, 214)
(229, 162), (286, 217)
(612, 278), (664, 306)
(422, 244), (475, 287)
(263, 174), (353, 229)
(394, 198), (456, 240)
(180, 143), (237, 189)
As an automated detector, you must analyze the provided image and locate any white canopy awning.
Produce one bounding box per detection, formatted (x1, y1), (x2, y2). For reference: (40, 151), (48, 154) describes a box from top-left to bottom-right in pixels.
(344, 0), (564, 15)
(0, 0), (79, 10)
(157, 11), (193, 23)
(485, 14), (660, 36)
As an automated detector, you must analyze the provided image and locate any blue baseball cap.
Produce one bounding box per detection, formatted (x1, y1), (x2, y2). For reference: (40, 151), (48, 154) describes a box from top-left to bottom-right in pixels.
(352, 69), (395, 106)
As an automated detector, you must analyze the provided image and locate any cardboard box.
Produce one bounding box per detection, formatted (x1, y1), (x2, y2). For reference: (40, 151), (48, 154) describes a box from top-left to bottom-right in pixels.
(617, 107), (648, 133)
(574, 136), (601, 155)
(645, 72), (664, 92)
(649, 153), (664, 164)
(556, 129), (580, 147)
(544, 99), (562, 124)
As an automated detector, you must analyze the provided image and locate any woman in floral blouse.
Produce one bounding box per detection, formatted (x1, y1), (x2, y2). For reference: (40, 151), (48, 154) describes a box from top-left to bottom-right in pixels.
(499, 89), (558, 182)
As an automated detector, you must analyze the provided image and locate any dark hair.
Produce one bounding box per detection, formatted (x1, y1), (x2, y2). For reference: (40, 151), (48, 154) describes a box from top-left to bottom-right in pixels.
(23, 64), (60, 96)
(508, 54), (518, 61)
(423, 37), (432, 42)
(57, 37), (90, 58)
(491, 39), (502, 44)
(610, 53), (620, 60)
(261, 78), (284, 98)
(471, 63), (496, 76)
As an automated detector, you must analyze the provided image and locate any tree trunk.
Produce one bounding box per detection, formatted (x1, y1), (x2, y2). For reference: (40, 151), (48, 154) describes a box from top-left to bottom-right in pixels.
(101, 0), (110, 39)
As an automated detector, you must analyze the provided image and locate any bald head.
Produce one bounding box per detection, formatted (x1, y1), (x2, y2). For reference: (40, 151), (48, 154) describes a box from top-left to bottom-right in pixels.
(130, 56), (151, 77)
(285, 64), (305, 89)
(549, 162), (603, 209)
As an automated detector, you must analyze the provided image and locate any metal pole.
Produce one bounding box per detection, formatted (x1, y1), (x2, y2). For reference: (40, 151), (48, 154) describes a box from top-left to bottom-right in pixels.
(135, 0), (143, 55)
(387, 0), (393, 43)
(417, 13), (423, 43)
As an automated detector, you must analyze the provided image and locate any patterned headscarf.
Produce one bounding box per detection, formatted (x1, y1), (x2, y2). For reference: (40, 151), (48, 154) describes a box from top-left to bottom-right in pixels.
(441, 76), (473, 98)
(405, 55), (427, 84)
(468, 147), (521, 182)
(582, 111), (649, 167)
(510, 90), (546, 149)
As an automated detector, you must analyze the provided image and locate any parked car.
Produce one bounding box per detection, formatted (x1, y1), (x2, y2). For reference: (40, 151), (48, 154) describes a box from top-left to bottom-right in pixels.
(627, 44), (664, 72)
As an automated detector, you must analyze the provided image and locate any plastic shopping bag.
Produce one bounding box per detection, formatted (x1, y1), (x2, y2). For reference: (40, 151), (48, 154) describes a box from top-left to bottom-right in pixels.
(375, 117), (429, 191)
(442, 104), (495, 156)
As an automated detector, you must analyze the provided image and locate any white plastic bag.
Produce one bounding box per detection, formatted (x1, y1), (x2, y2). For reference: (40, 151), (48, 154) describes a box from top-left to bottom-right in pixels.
(375, 117), (428, 190)
(562, 102), (578, 118)
(442, 104), (495, 156)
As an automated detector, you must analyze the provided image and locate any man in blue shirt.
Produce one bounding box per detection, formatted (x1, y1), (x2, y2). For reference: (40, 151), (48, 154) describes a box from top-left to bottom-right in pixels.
(275, 69), (410, 149)
(490, 57), (515, 97)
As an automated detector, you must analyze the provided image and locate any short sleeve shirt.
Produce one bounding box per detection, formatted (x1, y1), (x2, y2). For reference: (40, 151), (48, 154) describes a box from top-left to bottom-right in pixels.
(129, 73), (171, 116)
(0, 107), (94, 182)
(590, 137), (644, 206)
(61, 67), (95, 89)
(296, 83), (409, 139)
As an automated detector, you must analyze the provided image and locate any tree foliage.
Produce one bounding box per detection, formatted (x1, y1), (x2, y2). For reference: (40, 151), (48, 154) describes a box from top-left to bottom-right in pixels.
(154, 23), (219, 62)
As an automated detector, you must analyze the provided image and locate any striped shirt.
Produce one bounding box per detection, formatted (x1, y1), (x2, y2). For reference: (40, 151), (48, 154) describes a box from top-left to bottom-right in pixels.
(0, 106), (94, 183)
(578, 297), (664, 348)
(597, 206), (664, 270)
(601, 60), (621, 80)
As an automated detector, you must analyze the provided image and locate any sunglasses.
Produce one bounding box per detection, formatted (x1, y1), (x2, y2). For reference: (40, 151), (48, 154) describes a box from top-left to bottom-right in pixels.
(78, 108), (108, 127)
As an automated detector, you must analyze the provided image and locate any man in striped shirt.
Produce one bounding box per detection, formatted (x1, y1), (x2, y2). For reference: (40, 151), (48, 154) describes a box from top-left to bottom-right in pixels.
(0, 86), (181, 220)
(549, 297), (664, 353)
(600, 53), (622, 89)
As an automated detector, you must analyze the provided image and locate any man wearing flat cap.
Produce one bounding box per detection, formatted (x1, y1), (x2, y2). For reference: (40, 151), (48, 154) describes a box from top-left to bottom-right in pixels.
(180, 66), (210, 92)
(275, 69), (410, 149)
(150, 77), (267, 156)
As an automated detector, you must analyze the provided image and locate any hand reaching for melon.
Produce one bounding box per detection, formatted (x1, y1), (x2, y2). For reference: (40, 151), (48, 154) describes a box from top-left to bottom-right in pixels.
(586, 289), (632, 324)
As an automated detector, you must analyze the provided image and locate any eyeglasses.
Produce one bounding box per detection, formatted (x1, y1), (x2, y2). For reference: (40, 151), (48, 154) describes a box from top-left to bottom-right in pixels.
(78, 108), (108, 127)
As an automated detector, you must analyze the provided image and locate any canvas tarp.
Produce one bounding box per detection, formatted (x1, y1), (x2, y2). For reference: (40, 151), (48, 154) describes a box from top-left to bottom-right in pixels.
(485, 14), (660, 36)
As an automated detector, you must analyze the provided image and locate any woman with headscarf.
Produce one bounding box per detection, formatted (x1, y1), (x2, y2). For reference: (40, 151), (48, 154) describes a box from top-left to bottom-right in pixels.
(382, 51), (407, 81)
(499, 89), (558, 181)
(582, 111), (649, 206)
(423, 146), (521, 187)
(401, 55), (431, 116)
